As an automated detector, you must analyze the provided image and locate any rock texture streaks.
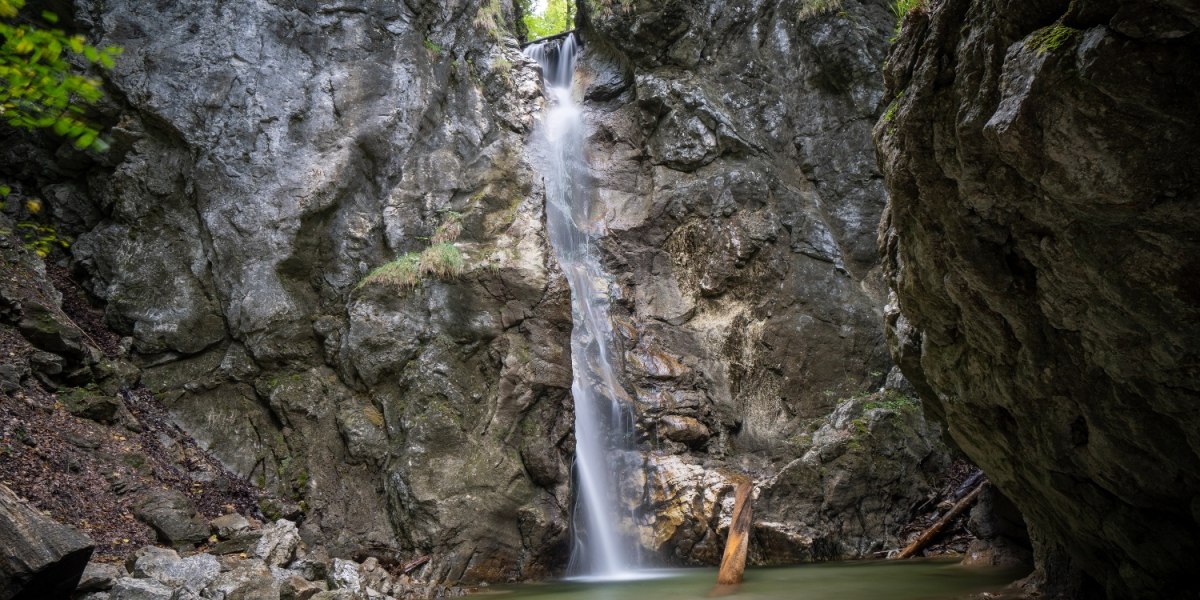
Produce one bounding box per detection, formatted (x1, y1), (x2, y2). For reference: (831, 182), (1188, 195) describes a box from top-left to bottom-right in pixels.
(876, 0), (1200, 597)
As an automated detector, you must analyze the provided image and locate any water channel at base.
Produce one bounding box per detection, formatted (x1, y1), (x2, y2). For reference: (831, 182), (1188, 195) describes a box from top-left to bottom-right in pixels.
(472, 559), (1025, 600)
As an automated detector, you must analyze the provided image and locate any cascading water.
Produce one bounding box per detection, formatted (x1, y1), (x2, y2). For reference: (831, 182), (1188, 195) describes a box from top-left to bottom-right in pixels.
(525, 34), (642, 580)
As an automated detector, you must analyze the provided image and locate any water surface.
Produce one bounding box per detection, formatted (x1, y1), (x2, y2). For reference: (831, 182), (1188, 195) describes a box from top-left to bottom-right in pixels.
(478, 560), (1022, 600)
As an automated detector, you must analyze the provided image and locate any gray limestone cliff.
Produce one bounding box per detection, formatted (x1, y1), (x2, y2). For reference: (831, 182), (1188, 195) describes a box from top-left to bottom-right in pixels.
(876, 0), (1200, 597)
(574, 0), (947, 562)
(2, 0), (960, 583)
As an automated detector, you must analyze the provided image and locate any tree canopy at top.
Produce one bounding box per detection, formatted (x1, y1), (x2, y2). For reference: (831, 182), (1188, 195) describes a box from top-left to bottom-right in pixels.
(521, 0), (573, 41)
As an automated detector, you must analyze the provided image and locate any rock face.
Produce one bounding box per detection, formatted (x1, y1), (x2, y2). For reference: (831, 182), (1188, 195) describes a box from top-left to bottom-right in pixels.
(3, 0), (957, 583)
(15, 0), (575, 582)
(572, 0), (945, 564)
(0, 484), (94, 600)
(876, 0), (1200, 597)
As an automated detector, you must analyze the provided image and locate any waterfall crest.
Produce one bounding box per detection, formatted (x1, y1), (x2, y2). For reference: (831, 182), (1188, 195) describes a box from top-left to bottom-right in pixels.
(524, 34), (641, 580)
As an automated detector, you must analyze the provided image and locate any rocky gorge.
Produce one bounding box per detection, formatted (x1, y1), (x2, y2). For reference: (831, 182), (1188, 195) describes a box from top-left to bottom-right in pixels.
(0, 0), (1195, 598)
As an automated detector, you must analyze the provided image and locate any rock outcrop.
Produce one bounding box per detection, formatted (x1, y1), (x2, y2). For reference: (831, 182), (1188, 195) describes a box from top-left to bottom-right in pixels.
(876, 0), (1200, 597)
(573, 0), (949, 564)
(4, 0), (576, 582)
(0, 484), (94, 600)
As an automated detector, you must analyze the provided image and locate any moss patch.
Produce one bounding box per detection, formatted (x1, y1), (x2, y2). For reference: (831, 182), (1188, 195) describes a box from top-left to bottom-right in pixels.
(1026, 24), (1078, 54)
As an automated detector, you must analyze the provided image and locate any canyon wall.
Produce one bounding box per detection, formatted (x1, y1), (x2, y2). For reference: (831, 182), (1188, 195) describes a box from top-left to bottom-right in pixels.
(2, 0), (963, 582)
(876, 0), (1200, 597)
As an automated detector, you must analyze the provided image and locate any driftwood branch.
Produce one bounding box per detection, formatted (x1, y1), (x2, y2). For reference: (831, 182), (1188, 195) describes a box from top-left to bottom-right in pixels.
(895, 482), (988, 560)
(716, 481), (754, 585)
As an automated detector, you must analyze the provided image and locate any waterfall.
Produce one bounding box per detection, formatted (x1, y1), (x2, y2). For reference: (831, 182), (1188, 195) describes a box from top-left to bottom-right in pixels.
(525, 34), (641, 580)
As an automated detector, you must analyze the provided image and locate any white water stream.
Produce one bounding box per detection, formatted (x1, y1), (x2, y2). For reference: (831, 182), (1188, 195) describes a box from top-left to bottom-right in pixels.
(525, 34), (642, 580)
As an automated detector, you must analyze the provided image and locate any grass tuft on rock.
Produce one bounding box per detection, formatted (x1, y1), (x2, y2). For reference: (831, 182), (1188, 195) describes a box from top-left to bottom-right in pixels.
(890, 0), (927, 35)
(358, 243), (465, 291)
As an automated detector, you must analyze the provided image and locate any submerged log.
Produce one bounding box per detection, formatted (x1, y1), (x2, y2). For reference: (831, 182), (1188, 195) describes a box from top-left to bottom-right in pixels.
(895, 481), (988, 560)
(716, 481), (754, 585)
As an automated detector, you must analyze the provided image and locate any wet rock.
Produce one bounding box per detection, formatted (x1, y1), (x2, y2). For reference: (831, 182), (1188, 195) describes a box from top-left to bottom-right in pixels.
(0, 484), (94, 600)
(132, 489), (209, 549)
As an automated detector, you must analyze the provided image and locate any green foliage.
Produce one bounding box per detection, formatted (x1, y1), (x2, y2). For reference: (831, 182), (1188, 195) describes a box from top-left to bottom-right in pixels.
(358, 242), (465, 290)
(423, 38), (443, 55)
(890, 0), (927, 35)
(882, 93), (903, 123)
(1026, 24), (1077, 53)
(1, 0), (121, 150)
(15, 220), (69, 256)
(863, 390), (919, 412)
(521, 0), (573, 41)
(419, 242), (466, 277)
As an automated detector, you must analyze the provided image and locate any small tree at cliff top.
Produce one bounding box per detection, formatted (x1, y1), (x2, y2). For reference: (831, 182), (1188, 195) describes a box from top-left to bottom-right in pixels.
(0, 0), (120, 151)
(521, 0), (573, 41)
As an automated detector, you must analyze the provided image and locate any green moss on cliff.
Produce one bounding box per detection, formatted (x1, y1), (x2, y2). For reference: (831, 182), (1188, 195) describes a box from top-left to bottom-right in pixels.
(1026, 24), (1078, 53)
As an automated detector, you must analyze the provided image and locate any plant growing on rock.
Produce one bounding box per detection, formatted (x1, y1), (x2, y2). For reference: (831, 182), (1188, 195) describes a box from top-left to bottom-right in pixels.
(890, 0), (927, 35)
(357, 243), (465, 290)
(1025, 24), (1078, 53)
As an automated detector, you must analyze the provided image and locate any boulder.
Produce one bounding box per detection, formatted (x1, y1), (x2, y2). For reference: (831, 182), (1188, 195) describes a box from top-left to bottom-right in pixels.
(281, 574), (327, 600)
(326, 558), (361, 592)
(210, 513), (251, 540)
(0, 484), (94, 600)
(76, 562), (123, 592)
(131, 548), (219, 595)
(205, 559), (279, 599)
(254, 519), (302, 567)
(132, 489), (209, 549)
(107, 578), (173, 600)
(59, 387), (124, 424)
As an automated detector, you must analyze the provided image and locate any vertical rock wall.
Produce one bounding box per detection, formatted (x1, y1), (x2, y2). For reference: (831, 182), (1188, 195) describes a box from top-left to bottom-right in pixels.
(575, 0), (955, 563)
(8, 0), (577, 583)
(876, 0), (1200, 597)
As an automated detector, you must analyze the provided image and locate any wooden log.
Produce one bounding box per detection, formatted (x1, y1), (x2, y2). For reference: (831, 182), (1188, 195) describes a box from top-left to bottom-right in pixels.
(400, 555), (430, 575)
(716, 481), (754, 585)
(894, 481), (988, 560)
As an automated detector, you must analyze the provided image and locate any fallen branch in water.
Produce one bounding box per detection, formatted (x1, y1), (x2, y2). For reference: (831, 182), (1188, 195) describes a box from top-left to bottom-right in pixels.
(895, 481), (987, 560)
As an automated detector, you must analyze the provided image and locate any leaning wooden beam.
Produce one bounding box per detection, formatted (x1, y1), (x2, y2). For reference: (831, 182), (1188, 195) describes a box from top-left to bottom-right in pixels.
(895, 481), (988, 560)
(716, 481), (754, 585)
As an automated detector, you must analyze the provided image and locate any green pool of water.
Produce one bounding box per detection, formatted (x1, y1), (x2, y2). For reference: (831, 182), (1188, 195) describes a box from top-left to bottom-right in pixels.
(476, 559), (1024, 600)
